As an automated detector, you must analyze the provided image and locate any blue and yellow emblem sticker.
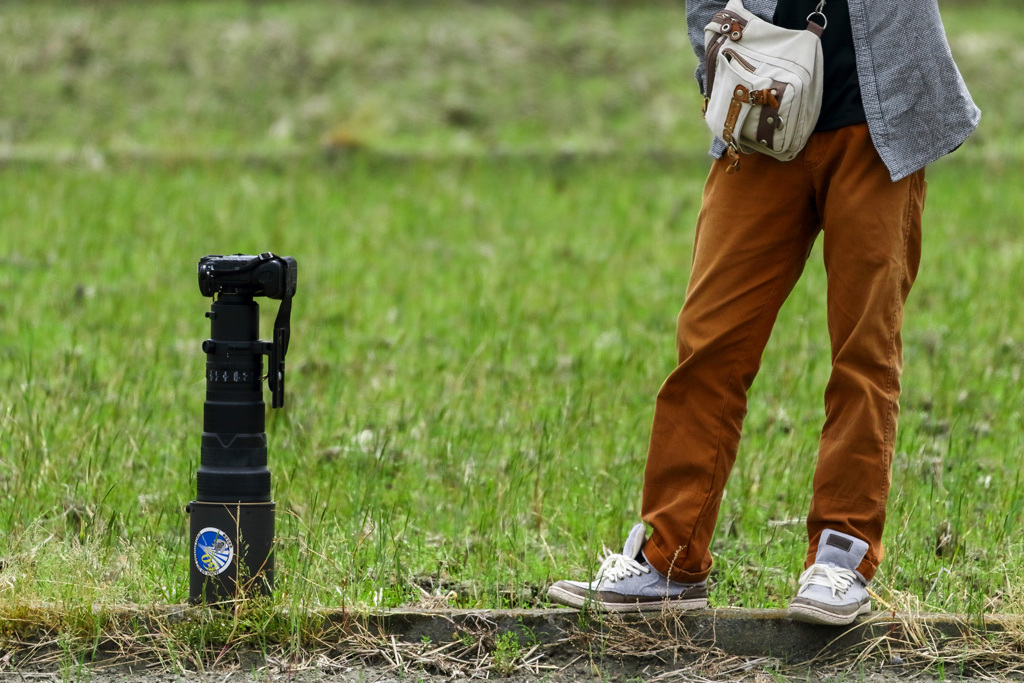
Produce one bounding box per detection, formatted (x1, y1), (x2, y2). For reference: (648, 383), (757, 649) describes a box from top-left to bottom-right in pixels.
(194, 527), (234, 576)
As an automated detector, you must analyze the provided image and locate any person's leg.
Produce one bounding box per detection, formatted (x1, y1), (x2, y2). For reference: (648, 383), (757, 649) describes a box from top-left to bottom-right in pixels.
(804, 123), (927, 580)
(642, 152), (820, 582)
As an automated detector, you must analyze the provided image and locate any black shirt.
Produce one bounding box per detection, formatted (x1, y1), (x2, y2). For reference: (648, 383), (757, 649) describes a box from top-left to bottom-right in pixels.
(773, 0), (866, 131)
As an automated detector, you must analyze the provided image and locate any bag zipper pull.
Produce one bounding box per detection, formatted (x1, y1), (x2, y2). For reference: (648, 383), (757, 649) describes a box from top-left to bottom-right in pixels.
(725, 144), (742, 174)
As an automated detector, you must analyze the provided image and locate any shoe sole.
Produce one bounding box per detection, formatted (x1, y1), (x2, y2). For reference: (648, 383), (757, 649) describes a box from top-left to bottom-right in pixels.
(547, 585), (708, 612)
(788, 600), (871, 626)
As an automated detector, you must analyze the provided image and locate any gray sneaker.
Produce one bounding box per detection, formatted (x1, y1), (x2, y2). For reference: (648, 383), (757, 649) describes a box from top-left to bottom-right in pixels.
(547, 523), (708, 612)
(788, 529), (872, 625)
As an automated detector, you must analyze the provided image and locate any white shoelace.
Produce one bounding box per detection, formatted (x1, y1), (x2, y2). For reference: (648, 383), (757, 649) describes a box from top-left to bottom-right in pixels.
(594, 546), (651, 584)
(799, 563), (858, 598)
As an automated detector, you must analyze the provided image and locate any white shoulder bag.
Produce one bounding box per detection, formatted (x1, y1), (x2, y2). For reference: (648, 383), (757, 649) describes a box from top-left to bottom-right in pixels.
(703, 0), (827, 172)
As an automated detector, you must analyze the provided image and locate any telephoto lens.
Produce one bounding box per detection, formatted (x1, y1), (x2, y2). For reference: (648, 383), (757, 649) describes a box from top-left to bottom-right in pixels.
(188, 253), (296, 604)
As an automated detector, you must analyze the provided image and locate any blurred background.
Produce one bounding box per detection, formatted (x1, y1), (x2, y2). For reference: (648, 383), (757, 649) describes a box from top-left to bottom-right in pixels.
(1, 0), (1017, 160)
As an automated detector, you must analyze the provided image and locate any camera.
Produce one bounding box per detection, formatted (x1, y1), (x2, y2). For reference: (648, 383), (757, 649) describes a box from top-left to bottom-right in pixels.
(198, 253), (297, 300)
(188, 252), (297, 604)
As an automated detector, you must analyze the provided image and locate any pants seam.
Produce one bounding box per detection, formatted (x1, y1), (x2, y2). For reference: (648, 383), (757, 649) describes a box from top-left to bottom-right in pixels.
(677, 225), (807, 574)
(878, 174), (916, 511)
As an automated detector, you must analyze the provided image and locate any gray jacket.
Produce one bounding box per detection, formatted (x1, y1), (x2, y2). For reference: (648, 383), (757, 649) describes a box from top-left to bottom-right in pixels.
(687, 0), (981, 180)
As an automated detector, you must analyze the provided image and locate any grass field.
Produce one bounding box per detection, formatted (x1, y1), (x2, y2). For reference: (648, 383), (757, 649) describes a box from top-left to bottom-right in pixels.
(1, 0), (1022, 652)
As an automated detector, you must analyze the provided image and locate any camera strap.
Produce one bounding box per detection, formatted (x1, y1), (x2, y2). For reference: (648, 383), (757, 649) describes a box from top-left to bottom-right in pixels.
(268, 290), (292, 409)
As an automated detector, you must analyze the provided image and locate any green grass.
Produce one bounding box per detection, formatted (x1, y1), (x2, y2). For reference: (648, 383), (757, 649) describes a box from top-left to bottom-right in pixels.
(0, 0), (1022, 650)
(2, 154), (1021, 618)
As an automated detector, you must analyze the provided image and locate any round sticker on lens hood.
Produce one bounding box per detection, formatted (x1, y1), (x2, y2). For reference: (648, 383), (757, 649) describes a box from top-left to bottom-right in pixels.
(194, 527), (234, 576)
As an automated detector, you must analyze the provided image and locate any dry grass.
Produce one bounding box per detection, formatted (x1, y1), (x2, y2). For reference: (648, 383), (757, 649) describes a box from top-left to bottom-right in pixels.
(5, 600), (1024, 680)
(841, 589), (1024, 678)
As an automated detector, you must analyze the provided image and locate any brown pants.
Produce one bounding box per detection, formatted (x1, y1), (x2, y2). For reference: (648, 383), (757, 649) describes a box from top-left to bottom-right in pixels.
(642, 124), (926, 583)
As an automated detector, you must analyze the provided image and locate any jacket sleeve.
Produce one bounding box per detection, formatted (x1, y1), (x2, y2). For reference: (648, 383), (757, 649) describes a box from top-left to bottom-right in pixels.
(686, 0), (729, 94)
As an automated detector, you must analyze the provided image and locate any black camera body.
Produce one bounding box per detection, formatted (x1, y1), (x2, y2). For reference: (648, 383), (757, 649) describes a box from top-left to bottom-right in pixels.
(198, 253), (297, 300)
(188, 252), (296, 604)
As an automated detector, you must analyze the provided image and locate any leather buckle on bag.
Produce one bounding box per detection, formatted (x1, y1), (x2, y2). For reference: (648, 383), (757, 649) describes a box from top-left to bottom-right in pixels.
(748, 89), (780, 108)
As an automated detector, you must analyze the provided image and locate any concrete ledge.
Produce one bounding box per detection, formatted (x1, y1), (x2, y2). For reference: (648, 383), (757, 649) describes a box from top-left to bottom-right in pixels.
(2, 604), (1019, 667)
(337, 607), (1018, 663)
